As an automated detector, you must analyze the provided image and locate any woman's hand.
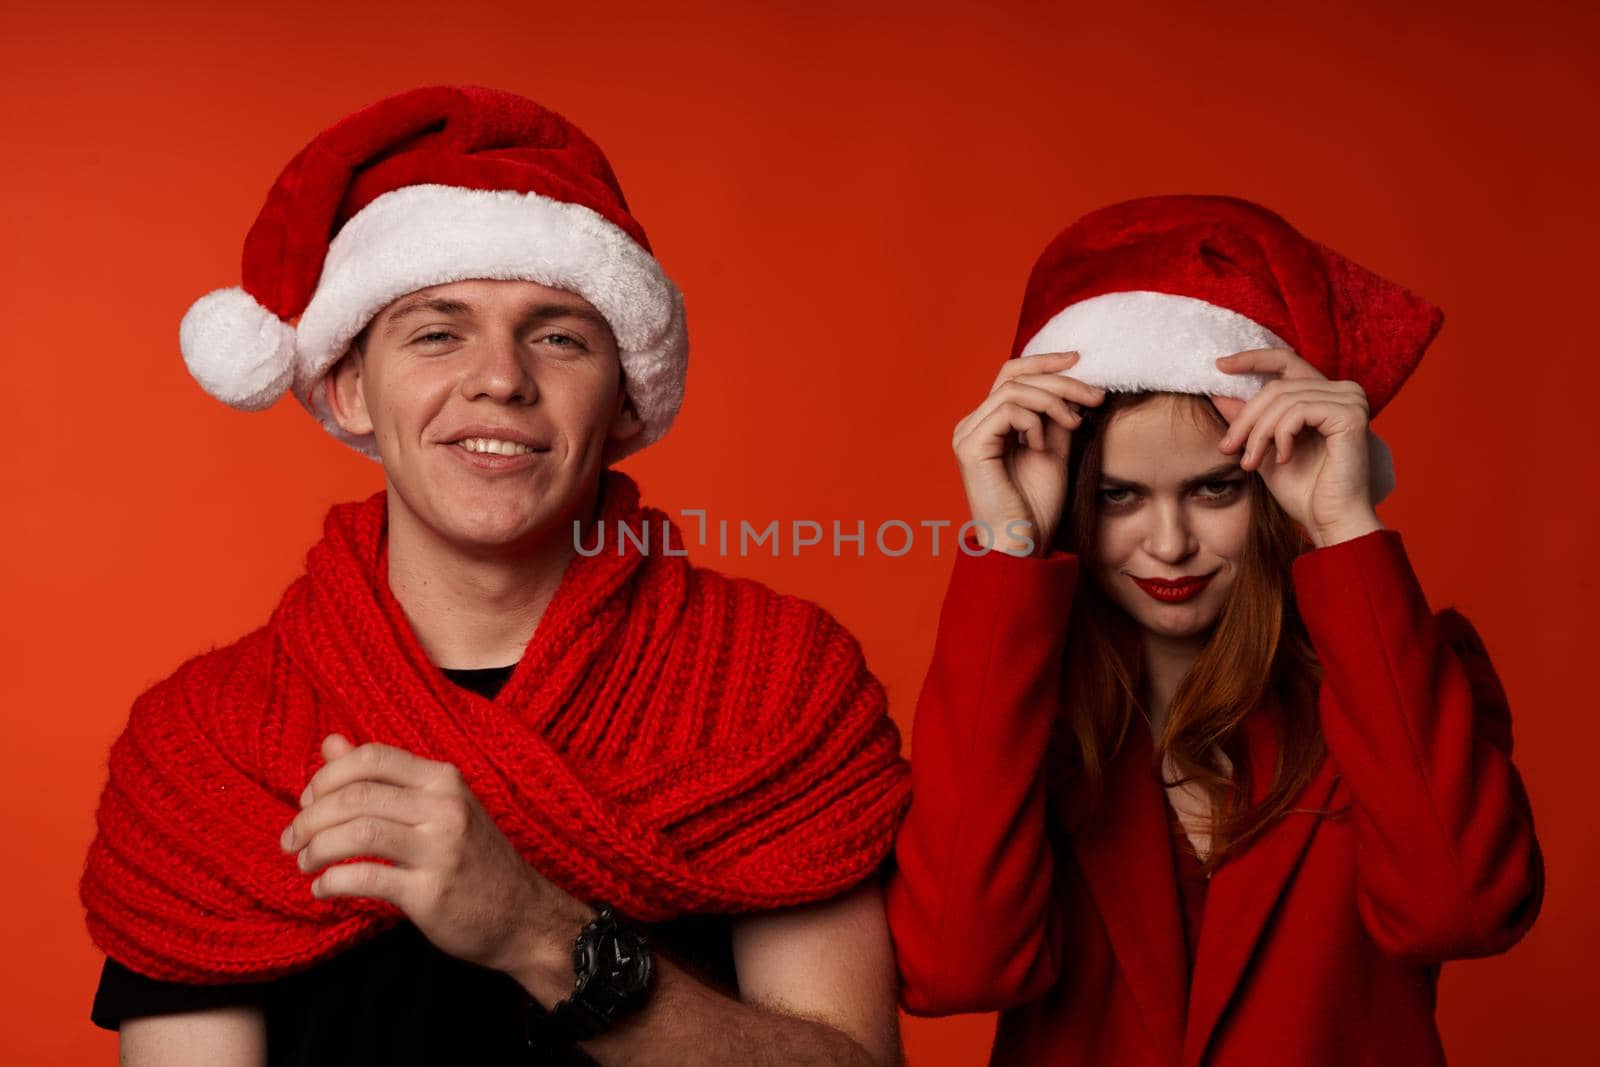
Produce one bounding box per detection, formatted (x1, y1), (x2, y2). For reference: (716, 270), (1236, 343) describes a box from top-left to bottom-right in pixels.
(952, 351), (1105, 556)
(280, 734), (592, 980)
(1211, 347), (1384, 547)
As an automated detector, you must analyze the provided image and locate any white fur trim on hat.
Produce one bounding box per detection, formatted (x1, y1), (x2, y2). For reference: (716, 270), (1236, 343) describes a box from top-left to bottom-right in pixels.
(294, 183), (686, 465)
(1021, 289), (1396, 503)
(179, 286), (298, 412)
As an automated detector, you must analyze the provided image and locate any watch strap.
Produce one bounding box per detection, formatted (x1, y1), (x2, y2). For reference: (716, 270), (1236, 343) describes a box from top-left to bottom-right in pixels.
(530, 904), (653, 1048)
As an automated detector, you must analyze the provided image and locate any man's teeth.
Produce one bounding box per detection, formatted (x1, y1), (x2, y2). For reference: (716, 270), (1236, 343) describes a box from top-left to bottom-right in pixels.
(456, 437), (536, 456)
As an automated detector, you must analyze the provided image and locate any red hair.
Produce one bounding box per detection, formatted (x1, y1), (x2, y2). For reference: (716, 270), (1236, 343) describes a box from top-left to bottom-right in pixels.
(1048, 391), (1326, 870)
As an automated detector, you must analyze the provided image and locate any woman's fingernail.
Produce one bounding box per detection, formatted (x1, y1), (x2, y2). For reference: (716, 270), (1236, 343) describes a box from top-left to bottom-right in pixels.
(300, 784), (313, 807)
(280, 825), (293, 851)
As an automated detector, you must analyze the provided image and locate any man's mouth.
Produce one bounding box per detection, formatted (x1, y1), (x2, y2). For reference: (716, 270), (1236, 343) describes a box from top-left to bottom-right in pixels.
(453, 437), (543, 457)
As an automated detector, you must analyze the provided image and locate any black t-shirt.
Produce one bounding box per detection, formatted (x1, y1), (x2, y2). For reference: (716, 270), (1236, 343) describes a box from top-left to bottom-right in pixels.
(90, 663), (738, 1064)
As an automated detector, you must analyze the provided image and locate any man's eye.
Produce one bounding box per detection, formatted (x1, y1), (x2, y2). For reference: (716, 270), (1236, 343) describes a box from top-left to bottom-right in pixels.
(412, 331), (456, 345)
(541, 332), (584, 349)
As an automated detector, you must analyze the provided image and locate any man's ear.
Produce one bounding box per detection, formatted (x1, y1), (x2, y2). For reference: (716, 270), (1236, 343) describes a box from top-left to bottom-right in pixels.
(325, 347), (375, 437)
(608, 381), (645, 444)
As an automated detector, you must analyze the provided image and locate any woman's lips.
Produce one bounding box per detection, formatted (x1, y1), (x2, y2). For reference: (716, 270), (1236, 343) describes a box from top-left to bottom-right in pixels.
(1130, 571), (1216, 604)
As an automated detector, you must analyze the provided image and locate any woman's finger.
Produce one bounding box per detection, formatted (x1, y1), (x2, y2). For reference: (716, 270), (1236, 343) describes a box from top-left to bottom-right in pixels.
(1248, 398), (1361, 470)
(993, 380), (1090, 435)
(1007, 371), (1108, 409)
(1217, 377), (1286, 455)
(1275, 407), (1310, 465)
(1216, 347), (1323, 381)
(1240, 387), (1309, 467)
(1240, 385), (1361, 468)
(963, 401), (1050, 457)
(956, 355), (1100, 446)
(1220, 380), (1347, 455)
(991, 351), (1080, 392)
(956, 381), (1083, 455)
(1040, 409), (1073, 459)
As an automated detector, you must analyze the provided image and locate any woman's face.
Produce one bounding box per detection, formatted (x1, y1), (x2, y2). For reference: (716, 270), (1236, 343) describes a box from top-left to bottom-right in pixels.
(1088, 394), (1252, 640)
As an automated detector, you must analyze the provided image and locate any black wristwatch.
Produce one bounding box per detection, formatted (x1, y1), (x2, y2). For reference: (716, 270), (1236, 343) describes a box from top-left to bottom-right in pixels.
(526, 904), (654, 1048)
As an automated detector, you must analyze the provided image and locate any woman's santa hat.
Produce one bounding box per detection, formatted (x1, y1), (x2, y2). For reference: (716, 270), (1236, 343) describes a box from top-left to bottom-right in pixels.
(178, 84), (687, 465)
(1012, 194), (1444, 502)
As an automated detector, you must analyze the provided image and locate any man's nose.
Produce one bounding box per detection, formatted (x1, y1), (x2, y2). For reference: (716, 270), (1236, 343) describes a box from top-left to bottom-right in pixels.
(463, 331), (538, 404)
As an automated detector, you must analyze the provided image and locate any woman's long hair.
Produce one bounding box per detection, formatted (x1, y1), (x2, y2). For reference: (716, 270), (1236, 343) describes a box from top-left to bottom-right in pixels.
(1048, 390), (1326, 870)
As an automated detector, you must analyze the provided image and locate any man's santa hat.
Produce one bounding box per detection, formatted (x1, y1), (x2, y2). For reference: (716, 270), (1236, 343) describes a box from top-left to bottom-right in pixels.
(178, 84), (686, 465)
(1011, 194), (1444, 501)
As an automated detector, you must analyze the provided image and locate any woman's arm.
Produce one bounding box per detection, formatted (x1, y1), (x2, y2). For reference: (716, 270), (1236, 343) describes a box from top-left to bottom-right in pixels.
(1291, 527), (1544, 961)
(119, 1005), (266, 1066)
(885, 540), (1080, 1014)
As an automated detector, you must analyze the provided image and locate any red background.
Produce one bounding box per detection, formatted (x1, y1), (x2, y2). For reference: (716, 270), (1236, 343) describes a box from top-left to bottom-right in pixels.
(5, 2), (1595, 1063)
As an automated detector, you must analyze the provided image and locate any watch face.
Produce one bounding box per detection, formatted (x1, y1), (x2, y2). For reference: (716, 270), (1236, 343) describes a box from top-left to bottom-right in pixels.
(560, 911), (654, 1039)
(600, 929), (652, 993)
(574, 918), (653, 996)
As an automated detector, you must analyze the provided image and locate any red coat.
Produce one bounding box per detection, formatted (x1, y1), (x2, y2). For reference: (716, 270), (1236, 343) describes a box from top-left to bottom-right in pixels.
(887, 529), (1543, 1066)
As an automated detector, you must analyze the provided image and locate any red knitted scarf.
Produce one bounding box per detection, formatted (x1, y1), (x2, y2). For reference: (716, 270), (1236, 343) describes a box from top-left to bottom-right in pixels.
(80, 470), (909, 982)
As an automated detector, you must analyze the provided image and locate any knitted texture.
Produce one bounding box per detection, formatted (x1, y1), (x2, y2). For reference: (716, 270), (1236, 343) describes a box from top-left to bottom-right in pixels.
(79, 470), (909, 982)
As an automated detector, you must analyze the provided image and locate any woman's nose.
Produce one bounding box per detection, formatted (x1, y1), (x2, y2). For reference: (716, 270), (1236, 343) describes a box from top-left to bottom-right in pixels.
(1146, 501), (1197, 562)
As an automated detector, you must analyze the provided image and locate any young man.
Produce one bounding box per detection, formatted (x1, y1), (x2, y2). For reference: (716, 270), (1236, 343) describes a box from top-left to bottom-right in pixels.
(80, 85), (910, 1066)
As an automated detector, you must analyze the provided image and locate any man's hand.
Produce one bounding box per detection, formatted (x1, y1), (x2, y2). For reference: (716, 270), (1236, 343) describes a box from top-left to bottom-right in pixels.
(282, 734), (903, 1066)
(281, 734), (593, 980)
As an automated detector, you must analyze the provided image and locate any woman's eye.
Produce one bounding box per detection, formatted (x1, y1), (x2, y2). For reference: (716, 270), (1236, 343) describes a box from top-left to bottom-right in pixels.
(1195, 479), (1244, 500)
(1098, 487), (1134, 506)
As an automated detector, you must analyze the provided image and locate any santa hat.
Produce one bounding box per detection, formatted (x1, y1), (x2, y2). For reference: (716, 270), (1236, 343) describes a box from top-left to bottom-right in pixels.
(1011, 194), (1444, 502)
(178, 84), (686, 465)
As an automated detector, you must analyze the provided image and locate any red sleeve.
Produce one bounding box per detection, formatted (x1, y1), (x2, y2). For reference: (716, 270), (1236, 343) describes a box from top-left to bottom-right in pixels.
(886, 540), (1080, 1015)
(1291, 527), (1544, 961)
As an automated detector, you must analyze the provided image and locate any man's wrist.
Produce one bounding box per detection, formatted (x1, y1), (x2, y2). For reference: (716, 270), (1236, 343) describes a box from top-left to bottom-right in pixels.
(508, 895), (599, 1007)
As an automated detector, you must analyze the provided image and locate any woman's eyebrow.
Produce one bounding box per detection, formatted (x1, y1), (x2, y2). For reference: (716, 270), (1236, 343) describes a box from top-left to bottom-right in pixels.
(1100, 462), (1243, 491)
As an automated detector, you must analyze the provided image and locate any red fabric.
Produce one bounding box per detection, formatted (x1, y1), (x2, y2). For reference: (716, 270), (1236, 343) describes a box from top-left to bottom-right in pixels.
(80, 469), (909, 983)
(1008, 195), (1444, 415)
(887, 529), (1542, 1067)
(241, 84), (649, 318)
(1163, 782), (1209, 987)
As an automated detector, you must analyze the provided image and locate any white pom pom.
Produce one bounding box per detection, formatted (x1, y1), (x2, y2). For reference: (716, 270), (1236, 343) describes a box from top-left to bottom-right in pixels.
(179, 287), (297, 412)
(1368, 429), (1397, 504)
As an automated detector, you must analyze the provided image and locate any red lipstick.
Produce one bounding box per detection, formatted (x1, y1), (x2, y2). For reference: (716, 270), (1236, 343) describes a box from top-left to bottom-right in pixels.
(1130, 572), (1216, 604)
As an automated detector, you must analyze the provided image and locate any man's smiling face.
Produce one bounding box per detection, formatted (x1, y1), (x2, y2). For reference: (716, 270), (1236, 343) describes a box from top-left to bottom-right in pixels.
(324, 277), (642, 554)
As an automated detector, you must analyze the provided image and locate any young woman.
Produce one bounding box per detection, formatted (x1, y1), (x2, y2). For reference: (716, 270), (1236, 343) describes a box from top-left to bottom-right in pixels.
(886, 195), (1543, 1067)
